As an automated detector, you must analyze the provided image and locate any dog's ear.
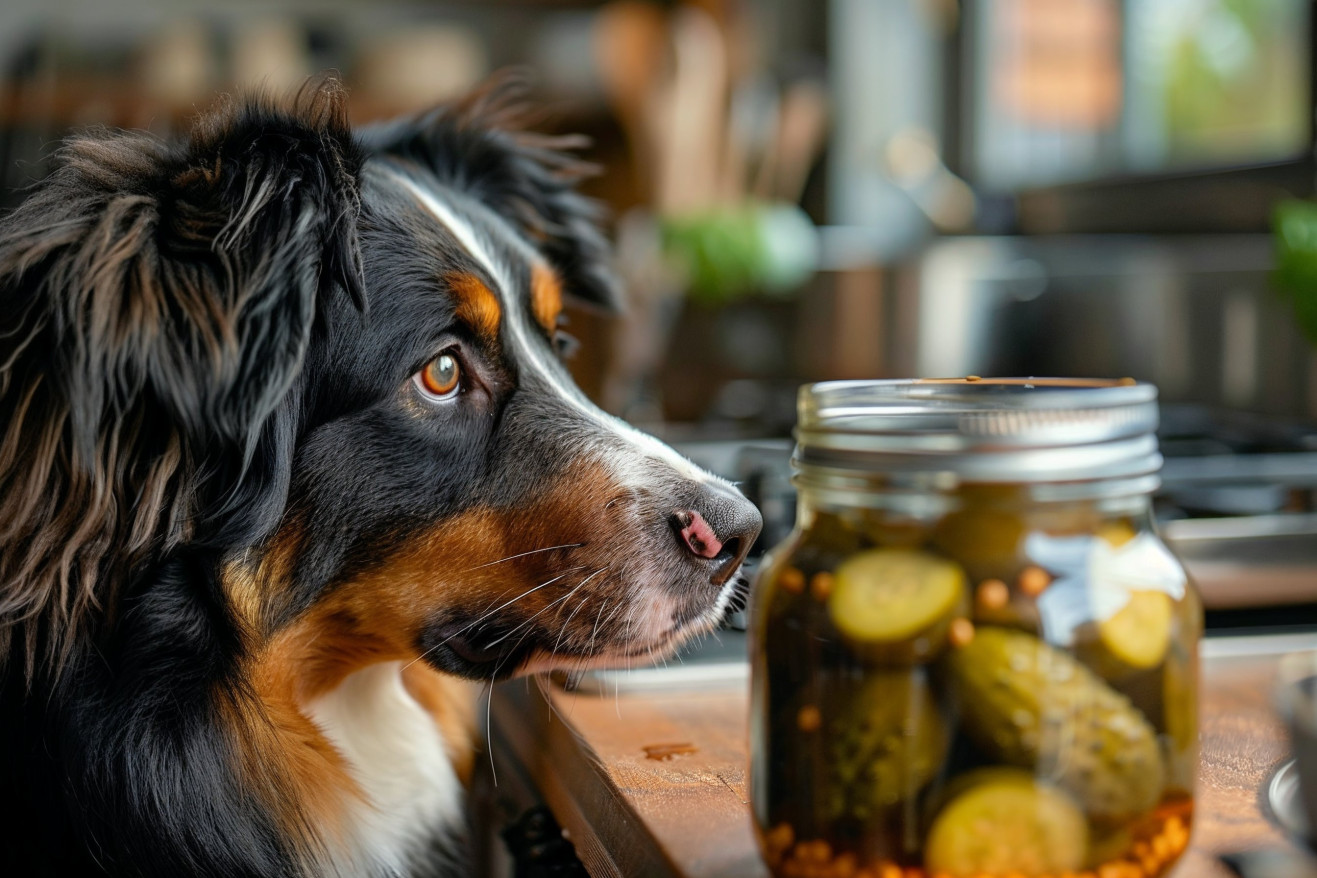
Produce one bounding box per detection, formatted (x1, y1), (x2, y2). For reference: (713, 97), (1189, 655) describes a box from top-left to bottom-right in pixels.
(0, 77), (364, 677)
(361, 76), (621, 311)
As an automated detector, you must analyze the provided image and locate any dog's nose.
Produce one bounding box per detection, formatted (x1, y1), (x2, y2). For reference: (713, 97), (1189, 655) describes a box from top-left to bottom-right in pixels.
(671, 483), (762, 585)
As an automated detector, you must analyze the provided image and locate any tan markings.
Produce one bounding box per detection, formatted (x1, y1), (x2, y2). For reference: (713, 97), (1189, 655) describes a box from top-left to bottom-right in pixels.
(221, 461), (634, 858)
(400, 664), (479, 785)
(221, 506), (508, 851)
(217, 651), (357, 866)
(446, 272), (501, 341)
(530, 264), (563, 334)
(221, 559), (264, 634)
(221, 521), (304, 636)
(279, 507), (510, 698)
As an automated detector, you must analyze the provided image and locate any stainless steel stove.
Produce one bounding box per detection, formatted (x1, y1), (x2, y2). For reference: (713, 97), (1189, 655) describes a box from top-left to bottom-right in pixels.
(1156, 405), (1317, 614)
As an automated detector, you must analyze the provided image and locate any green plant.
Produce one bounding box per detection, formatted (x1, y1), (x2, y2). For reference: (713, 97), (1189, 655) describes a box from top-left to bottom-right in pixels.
(1272, 199), (1317, 344)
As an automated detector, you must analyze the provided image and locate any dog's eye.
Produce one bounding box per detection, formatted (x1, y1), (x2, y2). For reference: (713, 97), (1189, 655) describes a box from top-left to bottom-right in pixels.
(415, 353), (461, 400)
(553, 314), (579, 359)
(554, 330), (580, 359)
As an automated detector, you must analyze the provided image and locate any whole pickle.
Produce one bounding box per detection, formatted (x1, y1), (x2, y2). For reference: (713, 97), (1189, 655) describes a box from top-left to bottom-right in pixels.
(942, 626), (1164, 823)
(827, 671), (948, 821)
(932, 505), (1025, 583)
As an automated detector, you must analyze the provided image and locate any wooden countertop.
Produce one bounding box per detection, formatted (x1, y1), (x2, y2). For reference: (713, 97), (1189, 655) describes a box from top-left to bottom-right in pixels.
(489, 634), (1313, 878)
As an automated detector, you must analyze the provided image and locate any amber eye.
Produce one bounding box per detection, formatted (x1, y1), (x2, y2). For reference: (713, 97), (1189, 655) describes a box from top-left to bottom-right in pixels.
(416, 353), (461, 399)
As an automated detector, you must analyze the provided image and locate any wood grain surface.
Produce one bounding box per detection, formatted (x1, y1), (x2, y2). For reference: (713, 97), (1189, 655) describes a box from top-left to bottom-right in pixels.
(490, 639), (1311, 878)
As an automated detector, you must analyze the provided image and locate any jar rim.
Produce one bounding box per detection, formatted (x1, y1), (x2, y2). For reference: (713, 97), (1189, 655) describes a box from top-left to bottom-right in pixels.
(795, 378), (1162, 484)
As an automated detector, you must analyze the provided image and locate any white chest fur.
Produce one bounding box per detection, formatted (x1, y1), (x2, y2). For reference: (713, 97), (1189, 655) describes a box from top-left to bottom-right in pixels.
(306, 661), (463, 877)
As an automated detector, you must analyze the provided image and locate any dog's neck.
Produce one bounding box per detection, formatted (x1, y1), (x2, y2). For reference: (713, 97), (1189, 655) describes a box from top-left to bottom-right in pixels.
(236, 618), (478, 877)
(306, 662), (472, 877)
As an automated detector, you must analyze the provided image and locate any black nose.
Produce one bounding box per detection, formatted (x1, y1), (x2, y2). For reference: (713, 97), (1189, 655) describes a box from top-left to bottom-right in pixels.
(671, 482), (763, 586)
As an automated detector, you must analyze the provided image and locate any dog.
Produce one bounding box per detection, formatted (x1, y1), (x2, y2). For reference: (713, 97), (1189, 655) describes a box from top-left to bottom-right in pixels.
(0, 76), (761, 877)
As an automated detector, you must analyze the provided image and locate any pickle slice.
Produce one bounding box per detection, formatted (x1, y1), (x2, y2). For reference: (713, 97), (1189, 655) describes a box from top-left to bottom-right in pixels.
(1098, 589), (1173, 670)
(828, 549), (966, 662)
(925, 769), (1087, 876)
(932, 507), (1025, 582)
(1089, 522), (1176, 672)
(1097, 519), (1137, 548)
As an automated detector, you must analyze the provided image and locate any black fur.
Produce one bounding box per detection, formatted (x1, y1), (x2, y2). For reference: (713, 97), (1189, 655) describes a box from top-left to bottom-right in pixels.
(0, 79), (366, 877)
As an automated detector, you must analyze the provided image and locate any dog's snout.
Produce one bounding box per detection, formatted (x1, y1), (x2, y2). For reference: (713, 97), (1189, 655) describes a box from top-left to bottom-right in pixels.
(670, 483), (762, 586)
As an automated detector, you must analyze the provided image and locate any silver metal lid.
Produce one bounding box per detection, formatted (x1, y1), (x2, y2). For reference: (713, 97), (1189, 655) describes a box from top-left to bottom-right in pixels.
(794, 378), (1162, 483)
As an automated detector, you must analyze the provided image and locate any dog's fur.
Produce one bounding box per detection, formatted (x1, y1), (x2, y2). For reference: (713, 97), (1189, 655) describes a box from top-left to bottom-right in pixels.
(0, 77), (759, 877)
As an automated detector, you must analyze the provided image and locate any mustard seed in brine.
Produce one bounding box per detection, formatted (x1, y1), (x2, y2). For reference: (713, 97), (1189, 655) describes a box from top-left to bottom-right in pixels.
(976, 578), (1009, 610)
(780, 568), (805, 594)
(949, 618), (975, 647)
(1019, 565), (1052, 597)
(797, 705), (822, 732)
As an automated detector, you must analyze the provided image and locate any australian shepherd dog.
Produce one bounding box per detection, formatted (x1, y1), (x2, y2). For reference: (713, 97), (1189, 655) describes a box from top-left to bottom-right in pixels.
(0, 76), (760, 876)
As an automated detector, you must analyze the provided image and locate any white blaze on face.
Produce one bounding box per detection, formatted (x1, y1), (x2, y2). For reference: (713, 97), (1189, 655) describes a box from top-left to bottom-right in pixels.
(380, 165), (725, 487)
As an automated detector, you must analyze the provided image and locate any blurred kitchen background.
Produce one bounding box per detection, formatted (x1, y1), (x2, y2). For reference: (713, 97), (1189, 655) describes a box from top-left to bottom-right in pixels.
(2, 0), (1316, 625)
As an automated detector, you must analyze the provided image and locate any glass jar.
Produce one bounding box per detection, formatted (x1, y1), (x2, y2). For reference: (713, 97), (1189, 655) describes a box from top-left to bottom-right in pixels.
(750, 379), (1200, 878)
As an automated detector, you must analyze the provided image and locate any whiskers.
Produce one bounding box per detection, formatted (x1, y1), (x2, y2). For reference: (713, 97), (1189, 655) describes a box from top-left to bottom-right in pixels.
(550, 572), (601, 656)
(402, 564), (588, 671)
(462, 543), (583, 572)
(477, 563), (609, 786)
(479, 566), (606, 652)
(722, 571), (753, 616)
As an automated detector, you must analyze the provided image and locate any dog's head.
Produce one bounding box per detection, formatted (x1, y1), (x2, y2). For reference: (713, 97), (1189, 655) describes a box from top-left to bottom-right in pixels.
(0, 77), (760, 692)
